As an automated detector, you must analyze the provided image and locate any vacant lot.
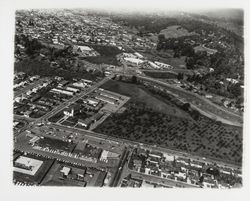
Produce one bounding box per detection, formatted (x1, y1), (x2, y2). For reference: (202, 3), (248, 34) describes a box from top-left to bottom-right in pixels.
(101, 80), (191, 119)
(94, 102), (242, 165)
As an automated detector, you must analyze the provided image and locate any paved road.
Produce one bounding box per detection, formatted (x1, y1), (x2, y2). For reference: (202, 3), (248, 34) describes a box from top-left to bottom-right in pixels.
(142, 68), (195, 75)
(14, 76), (241, 170)
(14, 78), (47, 98)
(23, 76), (112, 127)
(118, 150), (199, 188)
(15, 141), (112, 169)
(137, 75), (243, 127)
(14, 76), (112, 139)
(114, 58), (242, 127)
(110, 148), (129, 187)
(47, 123), (241, 169)
(14, 114), (35, 122)
(127, 169), (199, 188)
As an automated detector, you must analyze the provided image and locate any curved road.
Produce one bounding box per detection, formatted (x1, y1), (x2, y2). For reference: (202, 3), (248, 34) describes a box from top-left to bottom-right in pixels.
(137, 75), (243, 127)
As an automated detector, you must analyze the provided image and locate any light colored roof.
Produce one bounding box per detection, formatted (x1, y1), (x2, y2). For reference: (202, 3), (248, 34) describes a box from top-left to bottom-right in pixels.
(78, 45), (92, 51)
(100, 150), (109, 160)
(14, 156), (43, 176)
(124, 57), (144, 64)
(60, 167), (71, 176)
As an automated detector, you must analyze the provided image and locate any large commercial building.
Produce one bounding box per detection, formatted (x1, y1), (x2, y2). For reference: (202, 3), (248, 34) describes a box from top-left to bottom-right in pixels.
(50, 88), (74, 96)
(95, 95), (116, 105)
(14, 156), (43, 176)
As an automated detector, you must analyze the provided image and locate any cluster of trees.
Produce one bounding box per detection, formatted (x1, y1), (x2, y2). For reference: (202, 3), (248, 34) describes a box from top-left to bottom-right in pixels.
(186, 70), (243, 100)
(14, 58), (102, 81)
(95, 100), (242, 164)
(15, 34), (105, 80)
(156, 34), (196, 58)
(15, 34), (44, 57)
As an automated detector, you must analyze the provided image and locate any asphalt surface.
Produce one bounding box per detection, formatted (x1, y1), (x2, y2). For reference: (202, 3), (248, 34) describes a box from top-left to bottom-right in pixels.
(13, 74), (241, 188)
(137, 75), (243, 127)
(14, 78), (47, 98)
(38, 76), (112, 122)
(110, 148), (129, 187)
(46, 123), (241, 169)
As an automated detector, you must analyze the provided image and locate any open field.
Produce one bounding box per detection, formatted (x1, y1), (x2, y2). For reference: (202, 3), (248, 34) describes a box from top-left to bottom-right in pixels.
(84, 56), (120, 66)
(162, 56), (187, 68)
(94, 101), (242, 165)
(139, 76), (243, 126)
(141, 50), (187, 68)
(101, 80), (191, 119)
(159, 25), (197, 39)
(82, 44), (123, 66)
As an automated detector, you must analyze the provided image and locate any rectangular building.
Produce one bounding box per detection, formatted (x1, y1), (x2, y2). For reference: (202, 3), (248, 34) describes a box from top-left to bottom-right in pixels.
(50, 88), (74, 96)
(95, 95), (116, 105)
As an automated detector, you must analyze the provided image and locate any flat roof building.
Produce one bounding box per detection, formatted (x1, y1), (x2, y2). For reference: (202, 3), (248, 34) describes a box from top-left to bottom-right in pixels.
(66, 86), (80, 93)
(78, 118), (92, 128)
(60, 166), (71, 176)
(100, 90), (121, 101)
(14, 156), (43, 176)
(50, 88), (74, 96)
(95, 95), (116, 105)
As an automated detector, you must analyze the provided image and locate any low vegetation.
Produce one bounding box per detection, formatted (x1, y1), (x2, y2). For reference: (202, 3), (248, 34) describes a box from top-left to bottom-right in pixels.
(94, 101), (242, 165)
(101, 79), (190, 119)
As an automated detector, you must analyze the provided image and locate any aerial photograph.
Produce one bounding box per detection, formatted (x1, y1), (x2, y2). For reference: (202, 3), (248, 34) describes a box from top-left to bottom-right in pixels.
(12, 7), (244, 188)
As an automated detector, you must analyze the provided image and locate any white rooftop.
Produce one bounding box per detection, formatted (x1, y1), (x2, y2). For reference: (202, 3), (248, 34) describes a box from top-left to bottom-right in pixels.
(60, 166), (71, 176)
(14, 156), (43, 176)
(78, 45), (92, 51)
(124, 57), (144, 64)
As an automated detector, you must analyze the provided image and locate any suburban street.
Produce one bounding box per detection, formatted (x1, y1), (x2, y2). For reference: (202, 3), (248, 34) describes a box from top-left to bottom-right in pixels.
(14, 78), (48, 98)
(45, 123), (241, 169)
(12, 8), (244, 189)
(14, 74), (241, 171)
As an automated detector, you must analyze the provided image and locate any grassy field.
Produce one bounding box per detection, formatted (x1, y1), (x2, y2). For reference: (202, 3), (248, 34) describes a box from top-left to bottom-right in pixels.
(97, 80), (242, 165)
(162, 56), (187, 68)
(101, 80), (191, 119)
(141, 50), (187, 68)
(149, 79), (243, 125)
(84, 55), (121, 66)
(83, 44), (123, 66)
(159, 25), (197, 39)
